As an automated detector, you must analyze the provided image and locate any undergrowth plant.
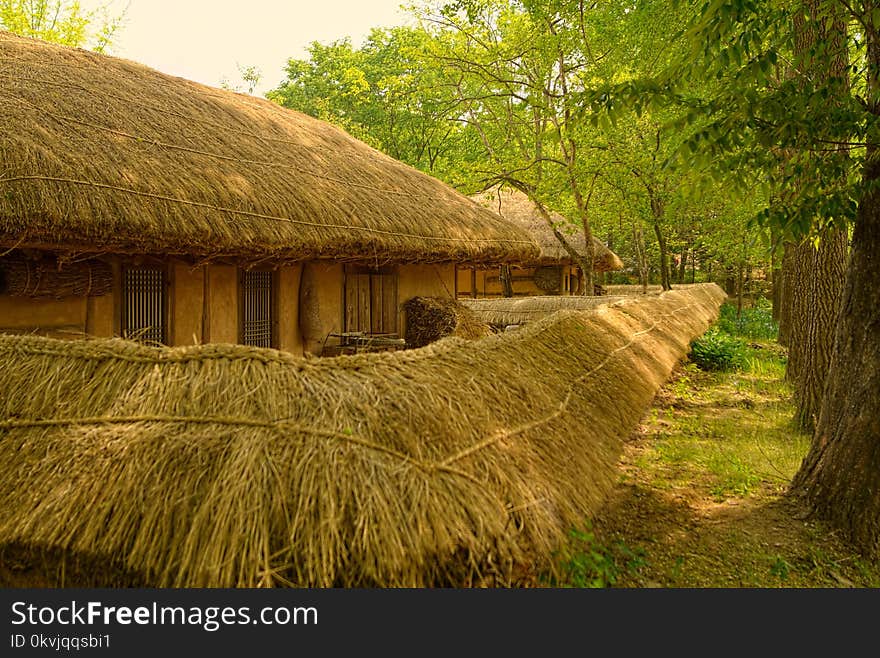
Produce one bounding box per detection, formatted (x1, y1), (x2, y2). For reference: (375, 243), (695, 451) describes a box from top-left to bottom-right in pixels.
(716, 298), (778, 340)
(689, 328), (748, 371)
(549, 524), (647, 588)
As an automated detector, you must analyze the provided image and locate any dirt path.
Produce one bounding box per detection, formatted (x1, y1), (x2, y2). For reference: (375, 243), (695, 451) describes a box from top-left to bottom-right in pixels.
(588, 361), (879, 588)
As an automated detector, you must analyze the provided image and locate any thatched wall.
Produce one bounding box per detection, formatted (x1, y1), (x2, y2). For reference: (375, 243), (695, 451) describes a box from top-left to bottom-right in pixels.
(0, 284), (726, 587)
(461, 285), (717, 326)
(462, 294), (630, 326)
(0, 32), (539, 266)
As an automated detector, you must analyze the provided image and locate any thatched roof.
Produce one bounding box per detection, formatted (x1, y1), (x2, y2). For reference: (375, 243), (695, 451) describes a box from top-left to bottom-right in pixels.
(470, 187), (624, 270)
(0, 32), (540, 265)
(0, 284), (726, 587)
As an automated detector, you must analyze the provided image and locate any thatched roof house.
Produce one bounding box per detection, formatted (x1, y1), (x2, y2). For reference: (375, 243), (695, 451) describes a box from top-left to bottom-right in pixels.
(0, 32), (539, 354)
(470, 187), (623, 270)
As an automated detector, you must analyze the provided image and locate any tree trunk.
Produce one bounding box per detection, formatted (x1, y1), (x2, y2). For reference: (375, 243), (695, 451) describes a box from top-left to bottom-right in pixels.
(790, 1), (880, 557)
(652, 218), (671, 291)
(777, 244), (795, 347)
(632, 220), (648, 293)
(785, 0), (848, 426)
(678, 245), (688, 283)
(790, 178), (880, 557)
(784, 240), (811, 384)
(770, 226), (783, 320)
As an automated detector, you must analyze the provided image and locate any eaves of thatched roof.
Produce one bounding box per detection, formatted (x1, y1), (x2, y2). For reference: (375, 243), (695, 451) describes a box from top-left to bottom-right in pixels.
(0, 32), (540, 265)
(470, 187), (624, 271)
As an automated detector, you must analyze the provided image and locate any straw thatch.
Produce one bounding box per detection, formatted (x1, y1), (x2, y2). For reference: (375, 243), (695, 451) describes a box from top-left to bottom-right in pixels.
(0, 254), (112, 298)
(0, 32), (539, 266)
(403, 296), (493, 348)
(0, 284), (726, 587)
(470, 188), (624, 270)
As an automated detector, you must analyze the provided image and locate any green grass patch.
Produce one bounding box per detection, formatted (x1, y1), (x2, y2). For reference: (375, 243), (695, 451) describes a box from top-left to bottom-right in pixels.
(548, 523), (647, 588)
(643, 349), (808, 500)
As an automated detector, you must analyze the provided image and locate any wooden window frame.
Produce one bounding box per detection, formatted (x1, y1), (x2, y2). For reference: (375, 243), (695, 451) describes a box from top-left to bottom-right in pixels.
(120, 261), (170, 345)
(238, 268), (278, 348)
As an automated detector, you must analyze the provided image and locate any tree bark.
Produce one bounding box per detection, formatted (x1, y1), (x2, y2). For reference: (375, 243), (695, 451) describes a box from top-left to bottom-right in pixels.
(785, 0), (848, 428)
(791, 231), (848, 429)
(777, 244), (795, 347)
(784, 240), (811, 383)
(791, 178), (880, 556)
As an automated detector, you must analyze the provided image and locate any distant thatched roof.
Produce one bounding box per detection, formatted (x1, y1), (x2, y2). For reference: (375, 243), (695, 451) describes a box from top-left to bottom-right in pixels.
(470, 188), (624, 270)
(0, 32), (539, 265)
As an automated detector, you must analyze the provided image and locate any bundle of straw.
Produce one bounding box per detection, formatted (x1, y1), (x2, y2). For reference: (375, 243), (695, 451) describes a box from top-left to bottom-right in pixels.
(403, 296), (492, 348)
(0, 284), (727, 587)
(532, 266), (562, 293)
(0, 255), (112, 298)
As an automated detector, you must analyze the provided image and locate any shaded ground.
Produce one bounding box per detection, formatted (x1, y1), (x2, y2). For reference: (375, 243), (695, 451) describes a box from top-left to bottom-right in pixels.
(581, 346), (880, 588)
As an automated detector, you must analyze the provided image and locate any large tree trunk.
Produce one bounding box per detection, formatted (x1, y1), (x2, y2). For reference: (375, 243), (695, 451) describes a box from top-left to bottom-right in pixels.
(790, 180), (880, 556)
(790, 2), (880, 557)
(777, 245), (795, 346)
(791, 230), (848, 429)
(784, 241), (811, 383)
(785, 0), (848, 429)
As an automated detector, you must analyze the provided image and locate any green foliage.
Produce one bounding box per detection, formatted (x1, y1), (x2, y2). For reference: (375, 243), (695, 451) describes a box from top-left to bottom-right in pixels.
(689, 327), (747, 372)
(716, 299), (778, 340)
(770, 556), (791, 582)
(550, 524), (647, 588)
(0, 0), (123, 51)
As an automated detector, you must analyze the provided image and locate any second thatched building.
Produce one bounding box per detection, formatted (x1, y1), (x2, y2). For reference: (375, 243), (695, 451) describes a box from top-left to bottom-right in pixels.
(461, 187), (623, 297)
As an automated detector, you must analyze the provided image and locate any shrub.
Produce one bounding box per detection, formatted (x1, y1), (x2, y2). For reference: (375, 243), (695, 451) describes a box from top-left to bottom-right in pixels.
(689, 328), (747, 371)
(716, 300), (778, 340)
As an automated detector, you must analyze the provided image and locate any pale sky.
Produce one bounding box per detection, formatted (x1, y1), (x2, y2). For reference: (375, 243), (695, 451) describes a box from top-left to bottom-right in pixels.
(88, 0), (414, 95)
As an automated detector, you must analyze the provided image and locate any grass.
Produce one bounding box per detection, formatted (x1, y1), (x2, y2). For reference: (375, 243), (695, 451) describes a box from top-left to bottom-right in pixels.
(555, 300), (880, 588)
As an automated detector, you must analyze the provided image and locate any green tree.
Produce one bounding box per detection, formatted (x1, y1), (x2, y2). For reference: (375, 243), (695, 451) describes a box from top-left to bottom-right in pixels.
(0, 0), (123, 51)
(269, 27), (462, 174)
(652, 0), (879, 556)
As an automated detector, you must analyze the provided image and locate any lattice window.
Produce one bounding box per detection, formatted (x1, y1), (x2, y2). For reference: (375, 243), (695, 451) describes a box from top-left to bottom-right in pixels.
(122, 266), (167, 344)
(240, 270), (276, 348)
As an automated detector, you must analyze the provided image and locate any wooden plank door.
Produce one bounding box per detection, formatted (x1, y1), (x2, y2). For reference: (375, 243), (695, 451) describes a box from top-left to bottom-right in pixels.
(345, 273), (371, 333)
(370, 273), (397, 335)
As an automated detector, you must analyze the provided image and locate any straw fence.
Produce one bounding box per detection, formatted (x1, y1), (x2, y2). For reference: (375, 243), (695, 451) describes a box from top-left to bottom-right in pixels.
(0, 284), (726, 587)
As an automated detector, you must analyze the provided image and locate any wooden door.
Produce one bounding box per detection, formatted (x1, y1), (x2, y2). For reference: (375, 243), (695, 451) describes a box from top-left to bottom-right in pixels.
(345, 269), (398, 335)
